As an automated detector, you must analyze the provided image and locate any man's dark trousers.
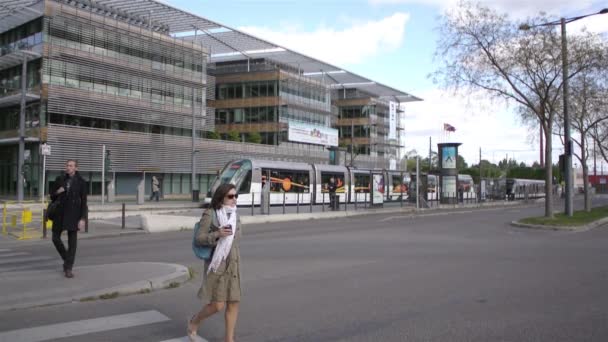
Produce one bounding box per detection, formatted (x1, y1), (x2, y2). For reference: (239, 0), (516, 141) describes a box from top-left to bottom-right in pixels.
(52, 228), (77, 271)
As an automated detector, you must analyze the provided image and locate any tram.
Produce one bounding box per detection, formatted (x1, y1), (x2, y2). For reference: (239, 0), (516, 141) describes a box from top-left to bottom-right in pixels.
(204, 158), (413, 206)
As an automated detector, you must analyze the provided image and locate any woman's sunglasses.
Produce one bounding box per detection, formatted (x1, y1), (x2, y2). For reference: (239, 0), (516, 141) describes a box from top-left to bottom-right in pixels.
(226, 194), (238, 199)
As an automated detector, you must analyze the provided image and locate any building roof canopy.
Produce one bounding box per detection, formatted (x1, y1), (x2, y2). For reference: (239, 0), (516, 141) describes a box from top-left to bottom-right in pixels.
(1, 0), (422, 102)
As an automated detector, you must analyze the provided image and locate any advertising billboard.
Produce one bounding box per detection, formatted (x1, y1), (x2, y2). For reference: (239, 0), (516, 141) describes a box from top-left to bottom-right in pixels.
(372, 173), (384, 205)
(288, 121), (339, 147)
(442, 146), (456, 169)
(389, 101), (397, 140)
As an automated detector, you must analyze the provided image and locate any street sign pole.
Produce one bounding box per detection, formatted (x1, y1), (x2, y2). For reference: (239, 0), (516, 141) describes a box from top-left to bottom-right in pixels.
(102, 144), (105, 206)
(40, 143), (51, 203)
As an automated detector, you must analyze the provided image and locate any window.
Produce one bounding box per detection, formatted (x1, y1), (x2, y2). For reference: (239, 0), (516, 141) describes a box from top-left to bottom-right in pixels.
(262, 168), (310, 193)
(214, 160), (252, 194)
(320, 172), (345, 193)
(354, 174), (370, 193)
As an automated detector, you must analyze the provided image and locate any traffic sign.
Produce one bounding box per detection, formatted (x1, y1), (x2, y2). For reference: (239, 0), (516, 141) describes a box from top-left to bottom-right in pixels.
(41, 143), (51, 156)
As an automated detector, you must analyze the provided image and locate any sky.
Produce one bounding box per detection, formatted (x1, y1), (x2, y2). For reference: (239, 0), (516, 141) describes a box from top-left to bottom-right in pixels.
(166, 0), (608, 168)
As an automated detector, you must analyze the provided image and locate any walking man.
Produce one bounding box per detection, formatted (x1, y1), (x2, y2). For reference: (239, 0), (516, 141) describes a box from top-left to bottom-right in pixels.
(50, 159), (87, 278)
(150, 176), (161, 202)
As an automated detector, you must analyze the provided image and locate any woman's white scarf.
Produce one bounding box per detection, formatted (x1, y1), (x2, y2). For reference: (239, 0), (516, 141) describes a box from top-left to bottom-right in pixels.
(207, 205), (237, 274)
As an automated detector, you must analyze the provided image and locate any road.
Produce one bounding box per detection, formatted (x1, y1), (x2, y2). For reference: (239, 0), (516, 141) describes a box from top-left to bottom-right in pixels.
(1, 197), (607, 341)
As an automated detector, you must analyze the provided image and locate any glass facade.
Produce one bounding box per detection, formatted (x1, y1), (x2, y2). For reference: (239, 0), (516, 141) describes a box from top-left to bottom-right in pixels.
(0, 18), (43, 58)
(216, 80), (278, 99)
(215, 106), (278, 125)
(0, 60), (41, 96)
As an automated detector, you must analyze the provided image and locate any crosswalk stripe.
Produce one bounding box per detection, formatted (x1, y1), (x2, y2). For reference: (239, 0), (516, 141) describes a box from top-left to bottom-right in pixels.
(0, 252), (29, 258)
(0, 260), (58, 274)
(160, 336), (209, 342)
(0, 310), (171, 342)
(0, 249), (11, 252)
(0, 256), (52, 265)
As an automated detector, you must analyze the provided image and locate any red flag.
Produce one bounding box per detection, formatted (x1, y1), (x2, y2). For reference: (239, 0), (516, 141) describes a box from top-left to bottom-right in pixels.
(443, 123), (456, 132)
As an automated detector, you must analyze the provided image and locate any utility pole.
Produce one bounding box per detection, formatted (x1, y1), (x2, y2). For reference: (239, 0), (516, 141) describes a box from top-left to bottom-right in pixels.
(17, 54), (27, 202)
(102, 145), (106, 205)
(350, 119), (354, 167)
(191, 29), (198, 200)
(479, 147), (482, 180)
(561, 17), (574, 217)
(593, 137), (597, 178)
(416, 156), (420, 210)
(428, 136), (432, 171)
(540, 124), (544, 167)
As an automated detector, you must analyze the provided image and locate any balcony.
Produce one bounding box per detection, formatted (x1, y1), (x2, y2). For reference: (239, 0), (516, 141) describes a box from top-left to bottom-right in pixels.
(0, 43), (42, 70)
(0, 86), (40, 108)
(0, 128), (41, 145)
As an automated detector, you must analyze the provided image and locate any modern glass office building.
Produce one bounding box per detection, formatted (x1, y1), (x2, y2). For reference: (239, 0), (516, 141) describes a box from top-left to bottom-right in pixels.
(0, 0), (420, 199)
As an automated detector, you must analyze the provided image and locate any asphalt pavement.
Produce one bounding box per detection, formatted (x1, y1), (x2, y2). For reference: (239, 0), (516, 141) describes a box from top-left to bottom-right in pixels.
(0, 196), (607, 341)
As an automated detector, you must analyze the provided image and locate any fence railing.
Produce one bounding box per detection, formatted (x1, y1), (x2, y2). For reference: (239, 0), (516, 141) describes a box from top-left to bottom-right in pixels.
(238, 188), (542, 216)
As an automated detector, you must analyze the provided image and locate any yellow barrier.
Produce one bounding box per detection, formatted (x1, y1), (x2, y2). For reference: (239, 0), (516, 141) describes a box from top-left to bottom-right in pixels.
(1, 201), (45, 240)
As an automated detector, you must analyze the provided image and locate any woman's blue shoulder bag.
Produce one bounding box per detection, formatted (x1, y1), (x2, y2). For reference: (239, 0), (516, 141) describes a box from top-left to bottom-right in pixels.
(192, 219), (213, 261)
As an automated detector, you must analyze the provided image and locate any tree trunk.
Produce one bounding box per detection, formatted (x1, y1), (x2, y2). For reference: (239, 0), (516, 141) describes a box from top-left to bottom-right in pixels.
(544, 121), (553, 218)
(581, 131), (591, 212)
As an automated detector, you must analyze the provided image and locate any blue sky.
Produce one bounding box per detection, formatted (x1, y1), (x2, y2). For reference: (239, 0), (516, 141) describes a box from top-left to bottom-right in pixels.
(167, 0), (608, 168)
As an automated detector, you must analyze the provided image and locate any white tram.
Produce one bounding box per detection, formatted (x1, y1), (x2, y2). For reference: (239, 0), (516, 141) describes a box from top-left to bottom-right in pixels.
(204, 159), (412, 206)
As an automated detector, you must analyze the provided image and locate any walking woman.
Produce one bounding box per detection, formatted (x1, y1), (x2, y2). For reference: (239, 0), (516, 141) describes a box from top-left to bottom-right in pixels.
(188, 183), (241, 342)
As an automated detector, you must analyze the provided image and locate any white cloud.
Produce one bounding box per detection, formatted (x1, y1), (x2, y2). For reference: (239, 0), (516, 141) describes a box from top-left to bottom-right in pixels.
(401, 88), (563, 166)
(370, 0), (607, 32)
(568, 14), (608, 34)
(238, 12), (410, 66)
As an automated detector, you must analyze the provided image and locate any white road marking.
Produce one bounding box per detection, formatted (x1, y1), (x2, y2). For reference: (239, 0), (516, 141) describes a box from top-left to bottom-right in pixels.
(159, 336), (209, 342)
(0, 310), (170, 342)
(0, 252), (29, 258)
(0, 256), (51, 265)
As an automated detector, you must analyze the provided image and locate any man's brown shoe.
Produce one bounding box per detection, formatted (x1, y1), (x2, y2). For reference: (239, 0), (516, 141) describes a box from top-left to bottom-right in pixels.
(64, 270), (74, 278)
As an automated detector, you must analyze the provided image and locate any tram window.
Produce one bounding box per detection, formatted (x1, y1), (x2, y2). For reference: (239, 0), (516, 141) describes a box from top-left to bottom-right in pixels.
(216, 160), (252, 194)
(238, 170), (251, 194)
(262, 168), (310, 193)
(320, 172), (345, 193)
(354, 174), (370, 193)
(428, 175), (437, 192)
(391, 174), (406, 193)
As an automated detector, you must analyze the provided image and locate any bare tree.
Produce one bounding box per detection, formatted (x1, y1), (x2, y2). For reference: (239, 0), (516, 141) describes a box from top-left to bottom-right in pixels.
(432, 0), (599, 217)
(555, 67), (608, 211)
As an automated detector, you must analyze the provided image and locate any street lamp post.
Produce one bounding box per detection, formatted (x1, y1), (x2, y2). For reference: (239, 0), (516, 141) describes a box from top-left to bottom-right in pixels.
(520, 8), (608, 217)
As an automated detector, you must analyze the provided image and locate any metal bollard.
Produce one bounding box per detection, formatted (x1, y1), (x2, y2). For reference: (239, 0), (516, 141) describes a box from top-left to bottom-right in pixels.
(296, 192), (300, 214)
(251, 192), (254, 216)
(121, 203), (126, 229)
(355, 192), (358, 210)
(85, 211), (89, 233)
(322, 192), (325, 212)
(42, 208), (47, 239)
(283, 192), (286, 214)
(309, 193), (313, 213)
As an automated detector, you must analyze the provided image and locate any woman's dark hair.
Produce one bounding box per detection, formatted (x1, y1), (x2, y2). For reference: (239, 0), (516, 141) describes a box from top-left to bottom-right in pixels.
(211, 183), (237, 210)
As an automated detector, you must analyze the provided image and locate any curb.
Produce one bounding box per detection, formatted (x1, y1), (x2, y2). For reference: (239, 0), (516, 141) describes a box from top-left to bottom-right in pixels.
(510, 216), (608, 231)
(239, 200), (536, 225)
(78, 229), (147, 240)
(0, 262), (190, 312)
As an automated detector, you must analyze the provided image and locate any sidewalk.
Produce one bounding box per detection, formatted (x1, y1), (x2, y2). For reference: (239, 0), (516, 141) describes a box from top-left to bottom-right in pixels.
(0, 262), (190, 312)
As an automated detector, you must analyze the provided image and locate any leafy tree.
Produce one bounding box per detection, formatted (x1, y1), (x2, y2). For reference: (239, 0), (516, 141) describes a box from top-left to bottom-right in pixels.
(246, 132), (262, 144)
(206, 131), (220, 140)
(226, 130), (241, 142)
(432, 1), (600, 217)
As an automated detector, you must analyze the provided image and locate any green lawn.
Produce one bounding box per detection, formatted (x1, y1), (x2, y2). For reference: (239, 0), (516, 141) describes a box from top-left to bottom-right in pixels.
(520, 206), (608, 227)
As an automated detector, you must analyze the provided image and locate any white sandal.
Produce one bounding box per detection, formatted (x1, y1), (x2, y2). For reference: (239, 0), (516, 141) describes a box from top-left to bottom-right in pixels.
(187, 316), (199, 342)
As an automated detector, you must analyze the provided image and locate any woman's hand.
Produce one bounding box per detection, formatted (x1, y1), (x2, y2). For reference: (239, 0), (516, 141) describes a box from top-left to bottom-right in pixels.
(56, 187), (65, 195)
(217, 225), (233, 238)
